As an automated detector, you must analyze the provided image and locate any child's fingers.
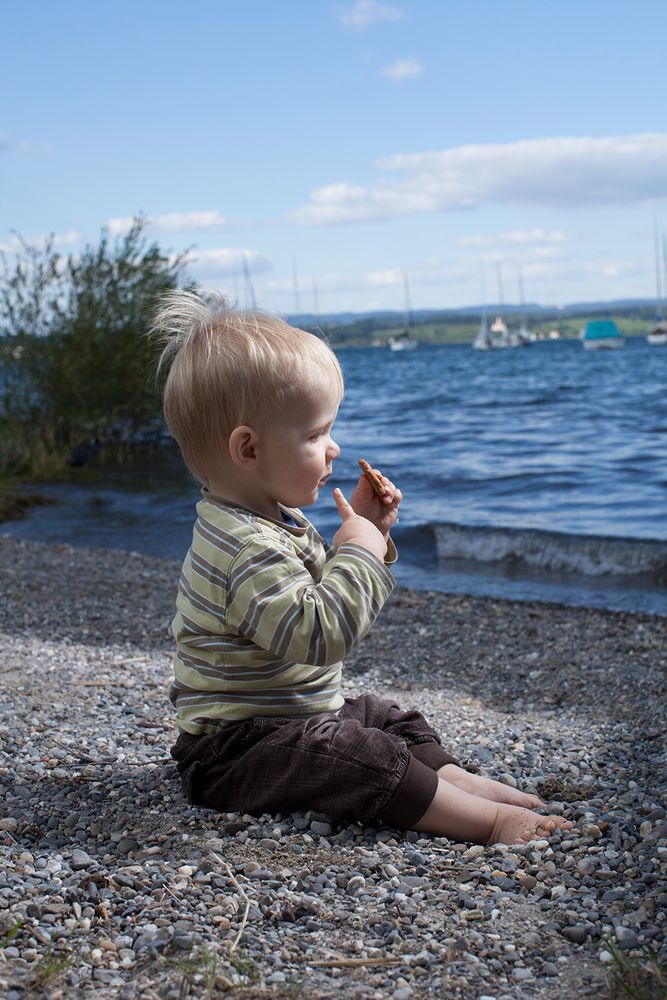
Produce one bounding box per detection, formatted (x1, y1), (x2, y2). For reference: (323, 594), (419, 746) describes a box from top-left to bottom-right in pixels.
(364, 467), (398, 504)
(333, 487), (356, 521)
(380, 478), (402, 504)
(379, 476), (395, 502)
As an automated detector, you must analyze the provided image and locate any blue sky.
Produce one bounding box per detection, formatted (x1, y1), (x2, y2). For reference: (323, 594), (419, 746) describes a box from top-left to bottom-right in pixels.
(3, 0), (667, 314)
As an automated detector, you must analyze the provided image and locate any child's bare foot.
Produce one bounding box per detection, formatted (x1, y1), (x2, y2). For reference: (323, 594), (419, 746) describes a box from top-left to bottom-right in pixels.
(438, 763), (545, 810)
(413, 776), (574, 846)
(488, 803), (575, 845)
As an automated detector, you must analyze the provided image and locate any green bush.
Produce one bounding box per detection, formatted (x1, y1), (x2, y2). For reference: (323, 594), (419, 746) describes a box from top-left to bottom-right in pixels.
(0, 219), (189, 475)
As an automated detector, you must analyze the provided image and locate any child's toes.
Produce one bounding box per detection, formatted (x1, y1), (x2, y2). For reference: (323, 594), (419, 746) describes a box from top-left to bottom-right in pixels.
(538, 817), (557, 834)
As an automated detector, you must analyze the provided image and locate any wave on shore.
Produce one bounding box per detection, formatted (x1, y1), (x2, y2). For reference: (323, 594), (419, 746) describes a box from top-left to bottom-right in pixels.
(404, 522), (667, 580)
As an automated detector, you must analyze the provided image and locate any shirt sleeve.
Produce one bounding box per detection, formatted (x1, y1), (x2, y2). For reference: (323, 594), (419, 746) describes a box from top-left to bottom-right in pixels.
(225, 538), (395, 667)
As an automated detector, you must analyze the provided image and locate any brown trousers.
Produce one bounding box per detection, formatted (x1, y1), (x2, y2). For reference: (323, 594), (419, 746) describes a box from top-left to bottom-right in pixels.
(171, 694), (458, 828)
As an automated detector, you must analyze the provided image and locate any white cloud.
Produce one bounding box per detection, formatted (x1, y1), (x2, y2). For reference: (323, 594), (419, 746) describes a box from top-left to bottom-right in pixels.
(459, 228), (567, 247)
(105, 217), (134, 236)
(289, 181), (432, 225)
(0, 131), (47, 153)
(380, 58), (423, 82)
(266, 262), (464, 298)
(266, 268), (397, 296)
(52, 229), (83, 248)
(0, 230), (82, 254)
(184, 248), (273, 276)
(264, 245), (652, 311)
(107, 210), (238, 236)
(290, 134), (667, 226)
(152, 210), (232, 231)
(337, 0), (404, 29)
(366, 267), (403, 286)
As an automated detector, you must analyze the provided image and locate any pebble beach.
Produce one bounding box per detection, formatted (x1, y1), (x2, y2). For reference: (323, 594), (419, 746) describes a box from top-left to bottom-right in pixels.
(1, 534), (665, 999)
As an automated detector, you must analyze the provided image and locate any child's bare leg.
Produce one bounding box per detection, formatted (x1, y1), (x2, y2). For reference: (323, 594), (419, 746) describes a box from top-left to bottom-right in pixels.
(437, 763), (545, 810)
(412, 777), (574, 845)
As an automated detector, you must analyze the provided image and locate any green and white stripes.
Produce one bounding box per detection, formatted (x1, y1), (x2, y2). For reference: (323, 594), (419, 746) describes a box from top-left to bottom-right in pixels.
(170, 494), (395, 733)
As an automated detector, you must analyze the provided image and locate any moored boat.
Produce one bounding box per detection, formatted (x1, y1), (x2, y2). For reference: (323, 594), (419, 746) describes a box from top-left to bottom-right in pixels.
(388, 331), (418, 351)
(647, 226), (667, 345)
(579, 320), (625, 350)
(473, 315), (526, 350)
(647, 321), (667, 345)
(389, 272), (418, 351)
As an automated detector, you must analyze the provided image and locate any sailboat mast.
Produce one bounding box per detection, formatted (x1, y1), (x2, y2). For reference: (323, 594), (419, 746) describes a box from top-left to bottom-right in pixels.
(478, 264), (488, 339)
(518, 268), (528, 326)
(660, 232), (667, 322)
(292, 258), (302, 317)
(403, 271), (414, 331)
(654, 223), (663, 320)
(242, 254), (256, 309)
(496, 260), (504, 309)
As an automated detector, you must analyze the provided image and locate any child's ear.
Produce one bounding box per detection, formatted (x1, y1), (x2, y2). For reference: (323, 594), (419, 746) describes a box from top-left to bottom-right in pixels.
(228, 425), (257, 468)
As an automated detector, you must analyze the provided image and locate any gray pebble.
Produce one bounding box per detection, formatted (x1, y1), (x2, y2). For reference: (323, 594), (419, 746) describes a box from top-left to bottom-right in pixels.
(71, 848), (93, 870)
(562, 924), (589, 944)
(309, 820), (332, 837)
(615, 926), (639, 948)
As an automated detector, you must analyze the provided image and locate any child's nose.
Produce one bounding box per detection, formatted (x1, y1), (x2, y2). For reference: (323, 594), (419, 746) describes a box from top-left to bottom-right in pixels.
(328, 437), (340, 459)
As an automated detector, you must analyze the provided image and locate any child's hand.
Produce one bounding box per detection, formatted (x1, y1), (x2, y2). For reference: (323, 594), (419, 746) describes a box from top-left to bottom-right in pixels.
(349, 467), (402, 538)
(332, 489), (387, 562)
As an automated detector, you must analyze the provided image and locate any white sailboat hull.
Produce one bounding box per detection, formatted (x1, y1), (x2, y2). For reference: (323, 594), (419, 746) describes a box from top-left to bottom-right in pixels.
(388, 338), (418, 351)
(473, 331), (528, 350)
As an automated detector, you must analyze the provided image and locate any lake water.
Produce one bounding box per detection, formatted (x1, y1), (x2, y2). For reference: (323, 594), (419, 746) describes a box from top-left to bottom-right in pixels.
(4, 337), (666, 615)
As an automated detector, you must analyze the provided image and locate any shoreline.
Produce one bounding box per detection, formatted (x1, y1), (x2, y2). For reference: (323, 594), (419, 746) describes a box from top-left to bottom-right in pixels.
(1, 536), (665, 998)
(0, 489), (58, 525)
(3, 487), (666, 621)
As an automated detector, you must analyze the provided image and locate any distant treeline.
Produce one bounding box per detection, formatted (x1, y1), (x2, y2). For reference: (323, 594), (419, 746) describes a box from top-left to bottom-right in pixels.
(309, 306), (656, 348)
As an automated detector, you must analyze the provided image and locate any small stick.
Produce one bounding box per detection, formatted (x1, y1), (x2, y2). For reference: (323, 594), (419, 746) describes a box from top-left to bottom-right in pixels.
(210, 852), (250, 952)
(46, 739), (173, 767)
(299, 956), (403, 968)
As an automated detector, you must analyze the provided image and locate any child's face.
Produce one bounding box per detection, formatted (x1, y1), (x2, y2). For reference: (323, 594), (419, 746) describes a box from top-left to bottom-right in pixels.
(256, 367), (342, 512)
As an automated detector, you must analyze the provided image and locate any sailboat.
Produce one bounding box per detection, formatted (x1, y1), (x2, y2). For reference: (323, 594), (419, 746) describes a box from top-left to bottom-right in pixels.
(473, 310), (491, 350)
(473, 262), (527, 349)
(388, 273), (418, 351)
(516, 270), (534, 344)
(648, 228), (667, 345)
(648, 322), (667, 346)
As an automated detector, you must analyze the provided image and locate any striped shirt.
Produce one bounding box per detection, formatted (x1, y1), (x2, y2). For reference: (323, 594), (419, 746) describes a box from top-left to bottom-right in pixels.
(169, 492), (396, 734)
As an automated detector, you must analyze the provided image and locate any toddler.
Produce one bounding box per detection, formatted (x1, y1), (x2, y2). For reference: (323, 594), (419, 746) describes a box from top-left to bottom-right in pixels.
(152, 290), (573, 845)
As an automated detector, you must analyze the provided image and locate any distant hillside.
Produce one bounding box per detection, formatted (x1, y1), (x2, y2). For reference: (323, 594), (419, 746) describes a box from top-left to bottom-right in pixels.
(292, 299), (658, 348)
(287, 297), (658, 328)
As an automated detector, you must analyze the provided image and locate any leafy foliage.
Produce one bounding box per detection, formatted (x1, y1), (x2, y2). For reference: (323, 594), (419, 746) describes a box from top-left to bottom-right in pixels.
(0, 220), (188, 474)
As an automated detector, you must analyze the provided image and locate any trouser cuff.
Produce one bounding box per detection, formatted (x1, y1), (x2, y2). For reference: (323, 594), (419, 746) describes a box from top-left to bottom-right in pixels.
(379, 754), (439, 830)
(409, 741), (459, 771)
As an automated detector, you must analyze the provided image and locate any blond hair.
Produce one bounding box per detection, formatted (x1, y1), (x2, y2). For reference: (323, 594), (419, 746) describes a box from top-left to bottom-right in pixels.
(150, 289), (343, 483)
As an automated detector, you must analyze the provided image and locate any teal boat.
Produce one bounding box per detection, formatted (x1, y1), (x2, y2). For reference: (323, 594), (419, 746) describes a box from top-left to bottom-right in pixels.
(578, 320), (625, 350)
